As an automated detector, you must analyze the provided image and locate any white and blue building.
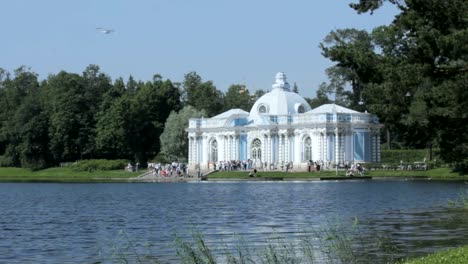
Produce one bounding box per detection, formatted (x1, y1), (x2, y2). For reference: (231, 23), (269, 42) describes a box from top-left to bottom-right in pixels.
(187, 72), (383, 170)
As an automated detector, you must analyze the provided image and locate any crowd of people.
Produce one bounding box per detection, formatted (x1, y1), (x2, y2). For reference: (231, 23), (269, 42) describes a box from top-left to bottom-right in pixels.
(137, 159), (366, 177)
(345, 162), (365, 177)
(212, 160), (252, 171)
(147, 161), (187, 177)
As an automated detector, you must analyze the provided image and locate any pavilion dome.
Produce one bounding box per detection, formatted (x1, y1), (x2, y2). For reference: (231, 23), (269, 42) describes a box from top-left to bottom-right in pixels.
(249, 72), (311, 120)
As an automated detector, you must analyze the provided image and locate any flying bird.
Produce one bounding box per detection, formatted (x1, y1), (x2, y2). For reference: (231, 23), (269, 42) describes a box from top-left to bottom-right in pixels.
(96, 27), (114, 34)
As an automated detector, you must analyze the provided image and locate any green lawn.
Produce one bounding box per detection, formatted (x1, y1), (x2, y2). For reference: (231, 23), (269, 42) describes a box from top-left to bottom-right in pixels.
(208, 167), (465, 180)
(403, 245), (468, 264)
(0, 167), (141, 182)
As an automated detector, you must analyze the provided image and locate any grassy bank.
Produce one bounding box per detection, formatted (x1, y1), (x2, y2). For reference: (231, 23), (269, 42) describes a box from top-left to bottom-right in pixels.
(0, 167), (141, 182)
(403, 245), (468, 264)
(208, 167), (465, 180)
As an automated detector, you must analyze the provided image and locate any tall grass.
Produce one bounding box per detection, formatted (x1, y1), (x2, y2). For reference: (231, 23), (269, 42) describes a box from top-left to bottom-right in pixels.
(105, 220), (401, 264)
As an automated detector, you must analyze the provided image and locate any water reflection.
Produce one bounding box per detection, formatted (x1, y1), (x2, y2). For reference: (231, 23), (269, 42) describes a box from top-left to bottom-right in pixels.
(0, 181), (466, 263)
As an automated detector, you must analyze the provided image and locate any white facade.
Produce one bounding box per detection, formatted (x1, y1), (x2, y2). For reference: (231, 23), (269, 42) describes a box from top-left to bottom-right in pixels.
(187, 73), (383, 170)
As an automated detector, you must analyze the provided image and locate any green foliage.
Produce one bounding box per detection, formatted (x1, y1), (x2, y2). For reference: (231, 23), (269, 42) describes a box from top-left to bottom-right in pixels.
(305, 82), (332, 109)
(0, 167), (140, 182)
(223, 84), (253, 112)
(175, 232), (216, 264)
(0, 65), (194, 168)
(381, 149), (429, 163)
(403, 245), (468, 264)
(70, 159), (129, 172)
(183, 72), (224, 117)
(159, 106), (206, 162)
(321, 0), (468, 165)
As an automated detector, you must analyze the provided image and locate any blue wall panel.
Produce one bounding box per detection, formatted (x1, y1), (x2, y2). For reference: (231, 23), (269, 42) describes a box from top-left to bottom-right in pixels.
(239, 134), (247, 160)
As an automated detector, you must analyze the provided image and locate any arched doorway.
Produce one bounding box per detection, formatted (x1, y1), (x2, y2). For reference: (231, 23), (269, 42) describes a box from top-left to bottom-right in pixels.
(251, 138), (262, 161)
(210, 140), (218, 162)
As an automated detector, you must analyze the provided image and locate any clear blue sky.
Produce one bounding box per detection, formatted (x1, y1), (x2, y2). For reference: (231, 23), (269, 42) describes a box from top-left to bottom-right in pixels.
(1, 0), (398, 98)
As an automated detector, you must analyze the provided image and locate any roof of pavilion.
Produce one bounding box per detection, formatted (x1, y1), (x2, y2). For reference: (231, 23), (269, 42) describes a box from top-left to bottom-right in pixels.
(307, 104), (360, 114)
(211, 108), (249, 119)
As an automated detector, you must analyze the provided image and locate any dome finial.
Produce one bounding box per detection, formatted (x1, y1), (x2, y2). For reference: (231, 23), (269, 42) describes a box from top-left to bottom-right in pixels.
(272, 72), (290, 91)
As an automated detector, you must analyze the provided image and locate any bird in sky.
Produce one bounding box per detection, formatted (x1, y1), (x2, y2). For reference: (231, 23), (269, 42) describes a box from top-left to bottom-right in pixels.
(96, 27), (114, 34)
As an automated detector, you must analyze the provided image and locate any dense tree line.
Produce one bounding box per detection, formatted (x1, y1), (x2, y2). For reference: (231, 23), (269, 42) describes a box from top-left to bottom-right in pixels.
(319, 0), (467, 171)
(0, 66), (263, 169)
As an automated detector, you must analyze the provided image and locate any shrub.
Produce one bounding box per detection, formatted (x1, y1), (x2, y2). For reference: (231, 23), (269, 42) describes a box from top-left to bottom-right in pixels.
(381, 149), (430, 163)
(70, 159), (129, 172)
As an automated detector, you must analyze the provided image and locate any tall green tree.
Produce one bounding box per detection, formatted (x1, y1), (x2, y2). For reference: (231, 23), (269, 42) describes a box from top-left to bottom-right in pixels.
(95, 78), (129, 159)
(320, 28), (379, 108)
(44, 71), (89, 163)
(159, 106), (206, 162)
(9, 89), (51, 169)
(305, 83), (333, 109)
(95, 94), (133, 159)
(0, 67), (40, 166)
(223, 84), (253, 112)
(122, 75), (182, 164)
(183, 72), (224, 117)
(335, 0), (468, 169)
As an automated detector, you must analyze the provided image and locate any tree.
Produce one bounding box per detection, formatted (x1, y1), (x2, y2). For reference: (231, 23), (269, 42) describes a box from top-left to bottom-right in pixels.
(44, 71), (90, 163)
(95, 94), (133, 159)
(292, 82), (299, 93)
(118, 75), (183, 164)
(9, 90), (51, 169)
(0, 67), (41, 167)
(338, 0), (468, 170)
(320, 28), (379, 108)
(305, 83), (333, 109)
(159, 106), (206, 162)
(223, 84), (253, 112)
(80, 65), (112, 158)
(183, 72), (224, 117)
(252, 89), (266, 101)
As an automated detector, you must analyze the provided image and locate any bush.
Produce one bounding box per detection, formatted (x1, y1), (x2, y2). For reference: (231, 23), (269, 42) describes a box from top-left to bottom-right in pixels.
(70, 159), (129, 172)
(381, 149), (430, 163)
(0, 155), (14, 167)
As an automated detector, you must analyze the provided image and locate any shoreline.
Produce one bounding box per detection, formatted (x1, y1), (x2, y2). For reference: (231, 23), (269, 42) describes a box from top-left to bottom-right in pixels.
(0, 167), (465, 183)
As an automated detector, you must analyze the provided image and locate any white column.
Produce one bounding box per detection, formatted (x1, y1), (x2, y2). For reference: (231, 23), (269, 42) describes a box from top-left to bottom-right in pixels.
(267, 134), (272, 169)
(234, 135), (238, 160)
(188, 137), (193, 164)
(335, 129), (340, 164)
(279, 135), (283, 163)
(323, 133), (328, 162)
(294, 132), (301, 163)
(194, 137), (199, 165)
(377, 133), (381, 162)
(228, 136), (231, 160)
(230, 135), (234, 160)
(202, 136), (208, 166)
(261, 135), (266, 164)
(340, 132), (347, 162)
(320, 133), (324, 161)
(372, 133), (376, 162)
(285, 133), (290, 162)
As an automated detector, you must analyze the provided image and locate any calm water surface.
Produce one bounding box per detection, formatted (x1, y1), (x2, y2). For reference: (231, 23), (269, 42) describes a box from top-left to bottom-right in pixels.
(0, 181), (467, 263)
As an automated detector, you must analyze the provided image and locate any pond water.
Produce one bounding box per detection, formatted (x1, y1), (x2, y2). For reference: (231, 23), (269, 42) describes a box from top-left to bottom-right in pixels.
(0, 180), (467, 263)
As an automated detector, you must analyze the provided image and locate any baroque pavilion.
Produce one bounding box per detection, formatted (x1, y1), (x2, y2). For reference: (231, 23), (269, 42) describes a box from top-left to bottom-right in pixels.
(187, 72), (383, 171)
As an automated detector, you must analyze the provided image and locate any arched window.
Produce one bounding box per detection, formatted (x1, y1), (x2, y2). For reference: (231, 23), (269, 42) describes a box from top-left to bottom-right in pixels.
(298, 105), (305, 113)
(251, 138), (262, 160)
(210, 140), (218, 162)
(304, 137), (312, 161)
